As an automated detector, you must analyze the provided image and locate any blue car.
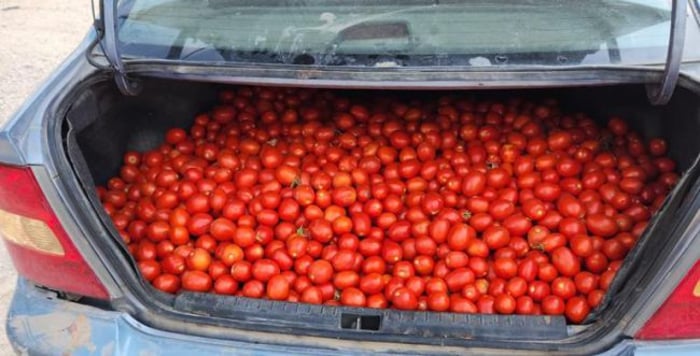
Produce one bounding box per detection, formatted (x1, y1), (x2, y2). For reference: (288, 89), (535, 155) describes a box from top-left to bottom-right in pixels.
(2, 0), (700, 354)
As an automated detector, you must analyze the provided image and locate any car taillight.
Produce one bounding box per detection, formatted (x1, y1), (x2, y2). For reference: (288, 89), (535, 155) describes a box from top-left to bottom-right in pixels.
(0, 163), (109, 299)
(636, 260), (700, 339)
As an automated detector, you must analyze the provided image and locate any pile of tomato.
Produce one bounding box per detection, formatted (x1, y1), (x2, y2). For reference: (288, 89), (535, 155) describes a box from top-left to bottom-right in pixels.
(98, 87), (679, 324)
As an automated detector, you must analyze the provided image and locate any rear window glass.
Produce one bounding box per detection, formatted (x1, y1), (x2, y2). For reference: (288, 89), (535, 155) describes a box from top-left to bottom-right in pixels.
(115, 0), (700, 67)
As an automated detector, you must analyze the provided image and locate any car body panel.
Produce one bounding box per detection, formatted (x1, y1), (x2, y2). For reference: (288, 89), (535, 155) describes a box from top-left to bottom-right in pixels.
(2, 7), (700, 352)
(7, 278), (700, 356)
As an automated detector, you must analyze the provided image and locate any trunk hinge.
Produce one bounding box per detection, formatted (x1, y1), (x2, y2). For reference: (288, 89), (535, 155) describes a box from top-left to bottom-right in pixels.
(99, 0), (141, 96)
(646, 0), (687, 106)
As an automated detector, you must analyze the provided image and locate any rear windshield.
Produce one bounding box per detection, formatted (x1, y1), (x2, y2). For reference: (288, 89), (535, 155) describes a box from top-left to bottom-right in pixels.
(115, 0), (699, 67)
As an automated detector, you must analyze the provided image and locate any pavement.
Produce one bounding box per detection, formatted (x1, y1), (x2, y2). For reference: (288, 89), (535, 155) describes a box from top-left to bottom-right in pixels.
(0, 0), (92, 353)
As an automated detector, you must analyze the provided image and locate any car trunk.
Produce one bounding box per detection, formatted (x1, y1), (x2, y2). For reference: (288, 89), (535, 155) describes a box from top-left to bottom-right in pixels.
(57, 76), (700, 351)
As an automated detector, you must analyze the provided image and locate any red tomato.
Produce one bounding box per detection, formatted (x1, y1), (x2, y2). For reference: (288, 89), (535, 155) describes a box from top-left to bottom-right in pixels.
(503, 214), (532, 236)
(252, 259), (280, 282)
(452, 296), (479, 314)
(486, 168), (511, 189)
(181, 270), (213, 292)
(266, 275), (291, 300)
(153, 274), (181, 293)
(445, 268), (475, 292)
(648, 138), (668, 157)
(574, 271), (598, 294)
(586, 214), (618, 237)
(565, 296), (591, 323)
(340, 288), (367, 307)
(187, 213), (213, 236)
(483, 226), (511, 250)
(242, 280), (265, 298)
(528, 280), (551, 301)
(493, 257), (518, 279)
(488, 199), (515, 221)
(517, 259), (539, 282)
(300, 286), (324, 304)
(588, 289), (605, 308)
(186, 248), (212, 272)
(138, 260), (161, 281)
(506, 277), (528, 297)
(421, 192), (445, 215)
(309, 219), (333, 243)
(275, 165), (300, 186)
(462, 171), (487, 196)
(214, 275), (239, 295)
(608, 117), (629, 136)
(209, 218), (236, 241)
(557, 194), (583, 218)
(308, 260), (334, 285)
(388, 221), (412, 242)
(570, 235), (594, 258)
(522, 199), (547, 221)
(551, 277), (577, 299)
(447, 224), (476, 251)
(548, 131), (573, 151)
(534, 182), (561, 202)
(391, 287), (418, 310)
(429, 219), (451, 243)
(585, 252), (609, 274)
(551, 247), (581, 277)
(541, 295), (565, 315)
(427, 292), (451, 312)
(494, 294), (516, 314)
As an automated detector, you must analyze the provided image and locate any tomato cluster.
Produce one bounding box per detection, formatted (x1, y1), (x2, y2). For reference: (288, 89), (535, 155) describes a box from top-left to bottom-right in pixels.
(98, 87), (679, 324)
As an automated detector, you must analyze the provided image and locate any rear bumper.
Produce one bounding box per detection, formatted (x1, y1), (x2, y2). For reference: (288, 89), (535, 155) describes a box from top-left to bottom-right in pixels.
(5, 278), (352, 355)
(6, 278), (700, 356)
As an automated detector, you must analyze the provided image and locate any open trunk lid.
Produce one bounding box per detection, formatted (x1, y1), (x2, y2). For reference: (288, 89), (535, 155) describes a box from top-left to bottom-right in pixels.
(90, 0), (698, 105)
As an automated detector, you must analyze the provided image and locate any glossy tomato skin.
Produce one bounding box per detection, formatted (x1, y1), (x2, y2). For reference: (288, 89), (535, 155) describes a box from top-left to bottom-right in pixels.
(102, 88), (677, 324)
(447, 224), (476, 251)
(462, 171), (487, 197)
(528, 281), (551, 302)
(181, 270), (213, 292)
(551, 277), (577, 299)
(551, 247), (581, 277)
(483, 226), (511, 250)
(427, 292), (451, 312)
(153, 274), (181, 293)
(214, 275), (239, 295)
(340, 288), (367, 307)
(308, 260), (334, 285)
(542, 295), (565, 315)
(392, 287), (418, 310)
(565, 296), (591, 323)
(493, 258), (518, 279)
(138, 260), (161, 281)
(586, 214), (618, 237)
(252, 259), (280, 282)
(494, 294), (517, 314)
(266, 275), (291, 300)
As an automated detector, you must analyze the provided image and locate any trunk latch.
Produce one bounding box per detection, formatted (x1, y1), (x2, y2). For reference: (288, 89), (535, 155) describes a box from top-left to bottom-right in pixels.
(646, 0), (686, 106)
(98, 0), (141, 96)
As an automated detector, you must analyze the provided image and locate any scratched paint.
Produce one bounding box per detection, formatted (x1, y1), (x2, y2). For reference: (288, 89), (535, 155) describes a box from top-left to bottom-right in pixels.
(9, 312), (96, 355)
